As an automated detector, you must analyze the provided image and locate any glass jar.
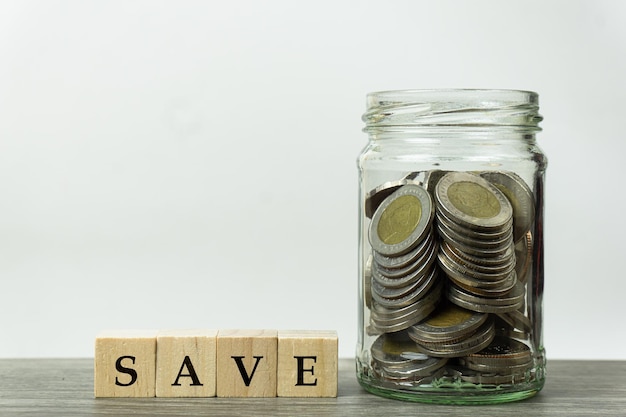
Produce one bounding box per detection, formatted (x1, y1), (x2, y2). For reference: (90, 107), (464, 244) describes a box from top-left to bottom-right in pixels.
(356, 89), (547, 404)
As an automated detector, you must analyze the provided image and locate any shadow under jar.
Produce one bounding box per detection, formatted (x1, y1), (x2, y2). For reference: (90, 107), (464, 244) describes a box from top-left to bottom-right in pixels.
(356, 89), (547, 404)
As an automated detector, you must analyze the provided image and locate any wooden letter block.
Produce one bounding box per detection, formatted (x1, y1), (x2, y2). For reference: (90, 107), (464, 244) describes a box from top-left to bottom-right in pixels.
(94, 330), (157, 398)
(216, 329), (277, 397)
(277, 330), (338, 397)
(156, 329), (218, 397)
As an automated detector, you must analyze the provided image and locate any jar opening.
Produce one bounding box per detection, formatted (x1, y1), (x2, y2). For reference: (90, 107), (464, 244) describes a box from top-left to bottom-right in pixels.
(363, 89), (542, 133)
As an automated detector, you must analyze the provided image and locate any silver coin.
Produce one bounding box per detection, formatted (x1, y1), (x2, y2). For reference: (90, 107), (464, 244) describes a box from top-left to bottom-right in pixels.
(436, 222), (514, 258)
(372, 243), (438, 289)
(438, 254), (518, 293)
(456, 367), (529, 385)
(364, 178), (421, 219)
(438, 243), (516, 283)
(373, 229), (436, 270)
(464, 335), (532, 367)
(480, 171), (535, 243)
(423, 169), (451, 195)
(436, 207), (512, 241)
(458, 358), (532, 375)
(413, 319), (495, 358)
(447, 280), (525, 307)
(435, 172), (513, 232)
(436, 215), (514, 251)
(515, 231), (533, 283)
(370, 282), (443, 332)
(439, 240), (516, 277)
(369, 184), (434, 256)
(443, 239), (516, 268)
(371, 333), (448, 378)
(447, 285), (524, 314)
(370, 278), (442, 321)
(364, 254), (373, 308)
(373, 235), (437, 278)
(496, 309), (532, 333)
(371, 267), (440, 308)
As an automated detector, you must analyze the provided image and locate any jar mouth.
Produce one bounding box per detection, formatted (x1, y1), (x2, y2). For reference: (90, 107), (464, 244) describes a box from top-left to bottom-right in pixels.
(363, 89), (542, 132)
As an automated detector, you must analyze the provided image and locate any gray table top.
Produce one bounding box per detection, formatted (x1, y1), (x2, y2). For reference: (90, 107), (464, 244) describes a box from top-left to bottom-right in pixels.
(0, 358), (624, 416)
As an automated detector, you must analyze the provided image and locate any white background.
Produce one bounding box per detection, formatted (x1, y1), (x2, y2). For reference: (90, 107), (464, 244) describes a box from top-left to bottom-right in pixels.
(1, 0), (624, 359)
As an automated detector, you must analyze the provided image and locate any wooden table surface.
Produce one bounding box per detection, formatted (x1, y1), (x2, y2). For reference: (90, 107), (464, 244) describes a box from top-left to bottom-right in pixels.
(0, 358), (624, 416)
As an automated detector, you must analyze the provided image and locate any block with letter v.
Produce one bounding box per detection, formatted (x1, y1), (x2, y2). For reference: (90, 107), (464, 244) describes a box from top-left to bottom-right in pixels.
(216, 329), (278, 397)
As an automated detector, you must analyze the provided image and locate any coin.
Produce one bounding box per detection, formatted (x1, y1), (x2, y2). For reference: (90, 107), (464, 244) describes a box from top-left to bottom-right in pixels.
(373, 234), (437, 279)
(371, 333), (448, 378)
(412, 319), (495, 358)
(365, 178), (421, 219)
(515, 231), (533, 283)
(435, 172), (513, 231)
(465, 335), (532, 366)
(447, 280), (525, 309)
(370, 281), (442, 333)
(456, 367), (528, 385)
(480, 171), (535, 243)
(364, 255), (373, 308)
(371, 267), (440, 308)
(439, 240), (516, 277)
(447, 282), (524, 314)
(436, 215), (514, 251)
(372, 244), (438, 289)
(422, 169), (451, 195)
(370, 184), (434, 256)
(409, 304), (488, 343)
(373, 229), (436, 270)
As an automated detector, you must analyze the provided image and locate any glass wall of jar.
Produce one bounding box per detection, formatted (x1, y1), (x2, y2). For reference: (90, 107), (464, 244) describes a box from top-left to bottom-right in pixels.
(356, 89), (547, 404)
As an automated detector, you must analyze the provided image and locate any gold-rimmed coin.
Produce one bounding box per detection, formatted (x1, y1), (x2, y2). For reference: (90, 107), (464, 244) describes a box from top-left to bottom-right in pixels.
(365, 177), (421, 218)
(435, 172), (513, 232)
(370, 184), (434, 256)
(480, 171), (535, 243)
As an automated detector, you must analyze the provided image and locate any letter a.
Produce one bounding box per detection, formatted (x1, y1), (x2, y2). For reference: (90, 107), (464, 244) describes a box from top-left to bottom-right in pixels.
(172, 355), (203, 386)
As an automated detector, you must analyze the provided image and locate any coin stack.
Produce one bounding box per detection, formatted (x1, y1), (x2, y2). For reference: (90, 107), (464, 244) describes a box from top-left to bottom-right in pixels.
(434, 172), (523, 315)
(370, 332), (448, 384)
(457, 335), (534, 384)
(367, 184), (442, 334)
(364, 169), (537, 385)
(408, 304), (495, 358)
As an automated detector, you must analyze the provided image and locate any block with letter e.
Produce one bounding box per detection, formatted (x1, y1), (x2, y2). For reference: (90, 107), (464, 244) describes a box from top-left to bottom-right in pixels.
(94, 330), (157, 397)
(277, 330), (338, 397)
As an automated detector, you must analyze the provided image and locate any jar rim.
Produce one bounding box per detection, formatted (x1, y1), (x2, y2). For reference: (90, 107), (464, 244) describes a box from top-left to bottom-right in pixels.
(363, 89), (541, 132)
(366, 89), (538, 108)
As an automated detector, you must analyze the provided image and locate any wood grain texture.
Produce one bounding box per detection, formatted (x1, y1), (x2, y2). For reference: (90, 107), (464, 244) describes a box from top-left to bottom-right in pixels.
(216, 329), (278, 398)
(277, 330), (338, 397)
(94, 330), (157, 398)
(0, 359), (624, 416)
(156, 329), (218, 398)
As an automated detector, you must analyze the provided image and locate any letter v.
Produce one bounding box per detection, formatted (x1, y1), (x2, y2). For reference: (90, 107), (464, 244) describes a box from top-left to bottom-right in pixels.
(231, 356), (263, 386)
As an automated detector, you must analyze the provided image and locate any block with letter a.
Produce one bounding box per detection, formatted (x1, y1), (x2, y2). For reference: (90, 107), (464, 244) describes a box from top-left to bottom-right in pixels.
(216, 329), (278, 397)
(156, 329), (218, 397)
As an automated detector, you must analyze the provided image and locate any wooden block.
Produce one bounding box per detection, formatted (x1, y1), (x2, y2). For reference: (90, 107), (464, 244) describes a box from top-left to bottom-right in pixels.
(94, 330), (157, 398)
(277, 330), (338, 397)
(156, 329), (218, 397)
(216, 329), (278, 397)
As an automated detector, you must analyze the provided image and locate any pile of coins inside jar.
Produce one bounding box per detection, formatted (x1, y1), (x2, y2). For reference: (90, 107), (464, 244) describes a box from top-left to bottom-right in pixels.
(365, 170), (535, 386)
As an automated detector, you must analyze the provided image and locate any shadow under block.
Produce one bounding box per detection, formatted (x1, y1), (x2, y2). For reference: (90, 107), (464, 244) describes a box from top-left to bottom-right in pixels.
(94, 330), (157, 398)
(156, 329), (218, 397)
(216, 329), (278, 397)
(277, 330), (338, 397)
